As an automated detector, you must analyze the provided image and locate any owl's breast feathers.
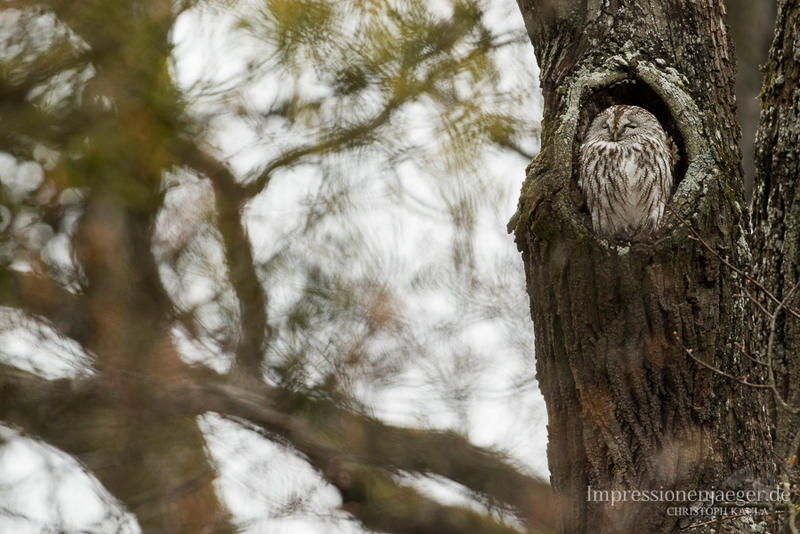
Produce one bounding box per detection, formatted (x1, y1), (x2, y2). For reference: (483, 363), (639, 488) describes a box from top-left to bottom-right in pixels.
(579, 137), (673, 240)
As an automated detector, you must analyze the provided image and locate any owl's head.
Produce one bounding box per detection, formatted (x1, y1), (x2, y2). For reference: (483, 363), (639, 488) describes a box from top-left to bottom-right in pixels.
(585, 105), (665, 144)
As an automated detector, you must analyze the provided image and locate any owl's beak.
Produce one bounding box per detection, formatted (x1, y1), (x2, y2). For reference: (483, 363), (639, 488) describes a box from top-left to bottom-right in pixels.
(610, 128), (621, 141)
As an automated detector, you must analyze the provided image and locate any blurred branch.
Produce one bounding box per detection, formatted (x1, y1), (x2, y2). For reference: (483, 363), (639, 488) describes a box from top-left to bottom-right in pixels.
(0, 362), (239, 533)
(186, 369), (558, 532)
(0, 49), (90, 105)
(241, 27), (502, 199)
(496, 138), (537, 160)
(0, 270), (88, 343)
(176, 142), (271, 375)
(355, 423), (555, 525)
(0, 362), (556, 533)
(242, 99), (402, 199)
(0, 363), (94, 443)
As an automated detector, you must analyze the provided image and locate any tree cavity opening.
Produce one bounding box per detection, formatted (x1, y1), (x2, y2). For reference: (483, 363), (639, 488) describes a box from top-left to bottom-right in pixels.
(576, 78), (688, 188)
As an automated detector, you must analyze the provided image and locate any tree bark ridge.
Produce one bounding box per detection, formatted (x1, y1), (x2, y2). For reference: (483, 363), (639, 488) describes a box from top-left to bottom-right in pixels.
(752, 0), (800, 463)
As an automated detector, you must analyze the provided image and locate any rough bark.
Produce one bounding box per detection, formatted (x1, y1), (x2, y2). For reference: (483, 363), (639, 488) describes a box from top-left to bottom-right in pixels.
(752, 0), (800, 469)
(512, 1), (771, 532)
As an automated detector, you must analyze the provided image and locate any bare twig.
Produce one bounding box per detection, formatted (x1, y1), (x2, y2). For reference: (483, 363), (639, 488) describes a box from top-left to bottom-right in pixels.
(734, 281), (772, 320)
(733, 341), (769, 367)
(673, 331), (773, 389)
(666, 204), (800, 321)
(766, 283), (800, 414)
(667, 204), (800, 415)
(681, 512), (768, 531)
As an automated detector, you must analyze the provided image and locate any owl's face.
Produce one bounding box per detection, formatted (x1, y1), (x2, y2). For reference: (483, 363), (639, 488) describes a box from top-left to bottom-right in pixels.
(584, 105), (664, 145)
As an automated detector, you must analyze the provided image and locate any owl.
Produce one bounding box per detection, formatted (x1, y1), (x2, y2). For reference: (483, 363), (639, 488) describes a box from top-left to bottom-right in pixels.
(579, 105), (677, 240)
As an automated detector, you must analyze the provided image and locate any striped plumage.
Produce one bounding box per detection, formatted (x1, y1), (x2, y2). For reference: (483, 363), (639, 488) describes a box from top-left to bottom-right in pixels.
(579, 105), (676, 240)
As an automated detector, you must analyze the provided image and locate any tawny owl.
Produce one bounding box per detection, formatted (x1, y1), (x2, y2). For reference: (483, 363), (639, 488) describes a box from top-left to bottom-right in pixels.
(579, 105), (677, 240)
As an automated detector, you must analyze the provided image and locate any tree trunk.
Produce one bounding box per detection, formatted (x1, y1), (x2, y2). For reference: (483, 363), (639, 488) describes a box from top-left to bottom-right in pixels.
(512, 1), (772, 532)
(752, 0), (800, 471)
